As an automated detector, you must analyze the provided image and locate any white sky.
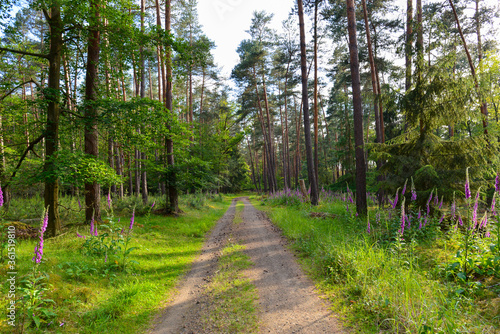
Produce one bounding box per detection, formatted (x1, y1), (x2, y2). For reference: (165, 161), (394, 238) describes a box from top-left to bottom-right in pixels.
(197, 0), (500, 82)
(197, 0), (295, 78)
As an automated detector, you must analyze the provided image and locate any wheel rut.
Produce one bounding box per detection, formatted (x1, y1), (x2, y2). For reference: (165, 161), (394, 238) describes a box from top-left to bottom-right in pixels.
(150, 197), (345, 334)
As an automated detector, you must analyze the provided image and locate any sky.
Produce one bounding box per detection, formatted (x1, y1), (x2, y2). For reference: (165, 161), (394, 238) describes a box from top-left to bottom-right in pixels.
(197, 0), (295, 78)
(197, 0), (500, 83)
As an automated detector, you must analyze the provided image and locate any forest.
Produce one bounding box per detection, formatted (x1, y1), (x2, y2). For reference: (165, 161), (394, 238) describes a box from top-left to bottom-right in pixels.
(1, 0), (500, 332)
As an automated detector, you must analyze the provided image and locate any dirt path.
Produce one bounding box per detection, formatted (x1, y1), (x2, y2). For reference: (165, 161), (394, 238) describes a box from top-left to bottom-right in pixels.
(150, 198), (345, 334)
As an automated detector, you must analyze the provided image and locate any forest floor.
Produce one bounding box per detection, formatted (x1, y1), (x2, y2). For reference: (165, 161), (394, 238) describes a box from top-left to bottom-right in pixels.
(149, 197), (346, 334)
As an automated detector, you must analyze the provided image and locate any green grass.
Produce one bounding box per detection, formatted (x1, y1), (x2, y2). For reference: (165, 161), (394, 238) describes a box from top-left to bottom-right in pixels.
(201, 241), (259, 333)
(253, 198), (500, 333)
(0, 195), (232, 334)
(233, 201), (245, 225)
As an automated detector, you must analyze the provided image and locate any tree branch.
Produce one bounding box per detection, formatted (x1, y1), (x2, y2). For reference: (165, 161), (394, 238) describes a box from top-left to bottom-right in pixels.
(4, 133), (46, 189)
(42, 8), (51, 21)
(0, 47), (49, 60)
(0, 79), (39, 101)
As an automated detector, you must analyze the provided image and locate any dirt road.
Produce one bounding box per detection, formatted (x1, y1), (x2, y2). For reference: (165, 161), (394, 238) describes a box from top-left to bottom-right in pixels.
(150, 198), (345, 334)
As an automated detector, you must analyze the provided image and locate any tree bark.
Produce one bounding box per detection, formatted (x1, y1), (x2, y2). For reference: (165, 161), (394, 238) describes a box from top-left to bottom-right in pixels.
(297, 0), (318, 205)
(346, 0), (367, 216)
(448, 0), (488, 134)
(84, 0), (102, 223)
(165, 0), (179, 213)
(44, 5), (63, 236)
(405, 0), (413, 92)
(313, 0), (319, 186)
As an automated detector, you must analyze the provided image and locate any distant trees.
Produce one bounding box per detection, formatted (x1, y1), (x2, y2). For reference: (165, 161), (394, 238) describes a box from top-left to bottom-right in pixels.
(0, 0), (248, 232)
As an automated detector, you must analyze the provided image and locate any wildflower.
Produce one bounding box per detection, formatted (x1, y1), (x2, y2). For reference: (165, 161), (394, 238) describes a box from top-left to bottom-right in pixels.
(410, 177), (417, 201)
(151, 201), (156, 209)
(76, 232), (86, 239)
(105, 254), (108, 263)
(439, 215), (445, 225)
(451, 194), (456, 218)
(472, 188), (481, 228)
(417, 208), (421, 220)
(392, 188), (400, 209)
(400, 197), (406, 233)
(427, 189), (434, 207)
(90, 215), (95, 236)
(402, 179), (408, 196)
(107, 192), (112, 209)
(486, 231), (491, 238)
(465, 167), (471, 200)
(355, 212), (358, 217)
(33, 208), (49, 264)
(438, 197), (443, 210)
(129, 208), (135, 230)
(367, 219), (371, 234)
(78, 198), (82, 210)
(491, 192), (497, 217)
(434, 190), (439, 206)
(480, 212), (488, 229)
(496, 172), (500, 194)
(120, 227), (124, 235)
(0, 184), (3, 207)
(458, 215), (463, 226)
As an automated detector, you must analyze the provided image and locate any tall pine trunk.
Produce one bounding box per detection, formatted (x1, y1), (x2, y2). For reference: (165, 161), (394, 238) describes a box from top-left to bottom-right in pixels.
(165, 0), (179, 213)
(39, 5), (64, 236)
(297, 0), (318, 205)
(346, 0), (367, 216)
(84, 0), (101, 223)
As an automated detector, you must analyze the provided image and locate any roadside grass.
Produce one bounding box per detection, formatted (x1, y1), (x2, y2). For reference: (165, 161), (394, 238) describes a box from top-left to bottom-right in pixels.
(233, 201), (245, 225)
(0, 195), (231, 334)
(201, 241), (259, 333)
(253, 199), (499, 333)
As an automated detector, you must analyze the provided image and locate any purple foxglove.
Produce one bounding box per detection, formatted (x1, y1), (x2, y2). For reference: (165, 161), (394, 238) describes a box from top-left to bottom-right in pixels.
(107, 192), (112, 209)
(392, 188), (399, 209)
(0, 185), (3, 207)
(465, 167), (471, 200)
(410, 177), (417, 201)
(129, 209), (135, 230)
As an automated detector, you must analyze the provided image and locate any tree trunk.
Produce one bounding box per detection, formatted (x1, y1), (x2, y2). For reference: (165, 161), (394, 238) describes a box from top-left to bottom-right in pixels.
(298, 0), (318, 205)
(346, 0), (367, 216)
(43, 4), (63, 236)
(405, 0), (413, 92)
(448, 0), (488, 134)
(313, 0), (319, 186)
(84, 0), (102, 223)
(165, 0), (179, 213)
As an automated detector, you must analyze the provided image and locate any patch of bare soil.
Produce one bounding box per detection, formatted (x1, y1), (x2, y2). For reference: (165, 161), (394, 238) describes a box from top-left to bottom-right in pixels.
(149, 198), (346, 334)
(235, 198), (344, 333)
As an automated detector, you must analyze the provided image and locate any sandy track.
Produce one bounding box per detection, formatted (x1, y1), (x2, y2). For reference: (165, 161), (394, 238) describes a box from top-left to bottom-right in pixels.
(150, 198), (345, 334)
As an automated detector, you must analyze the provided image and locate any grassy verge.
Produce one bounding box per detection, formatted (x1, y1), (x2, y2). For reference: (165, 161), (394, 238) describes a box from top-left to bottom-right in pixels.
(252, 198), (499, 333)
(233, 201), (245, 225)
(0, 195), (231, 334)
(201, 241), (259, 333)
